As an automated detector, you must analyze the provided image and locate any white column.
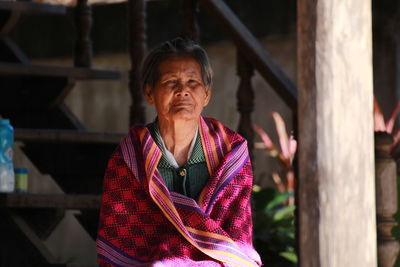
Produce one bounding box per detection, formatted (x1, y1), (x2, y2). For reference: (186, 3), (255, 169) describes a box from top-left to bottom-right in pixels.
(297, 0), (377, 266)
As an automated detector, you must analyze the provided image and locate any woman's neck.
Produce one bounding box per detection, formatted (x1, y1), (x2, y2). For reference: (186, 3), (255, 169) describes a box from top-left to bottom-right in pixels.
(158, 118), (198, 167)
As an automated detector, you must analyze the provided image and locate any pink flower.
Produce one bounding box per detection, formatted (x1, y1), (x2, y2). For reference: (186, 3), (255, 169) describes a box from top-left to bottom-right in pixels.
(254, 112), (297, 196)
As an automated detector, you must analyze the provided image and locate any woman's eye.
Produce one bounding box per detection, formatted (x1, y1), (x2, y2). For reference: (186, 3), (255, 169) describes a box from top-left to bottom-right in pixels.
(165, 80), (177, 86)
(188, 80), (199, 86)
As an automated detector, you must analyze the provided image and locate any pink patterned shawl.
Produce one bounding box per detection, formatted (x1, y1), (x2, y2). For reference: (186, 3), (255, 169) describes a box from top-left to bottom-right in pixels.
(97, 117), (261, 266)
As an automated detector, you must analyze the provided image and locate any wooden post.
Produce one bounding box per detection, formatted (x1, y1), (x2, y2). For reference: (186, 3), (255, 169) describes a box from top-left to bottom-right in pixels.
(181, 0), (199, 42)
(128, 0), (146, 125)
(375, 132), (400, 267)
(297, 0), (377, 266)
(236, 50), (254, 159)
(74, 0), (92, 67)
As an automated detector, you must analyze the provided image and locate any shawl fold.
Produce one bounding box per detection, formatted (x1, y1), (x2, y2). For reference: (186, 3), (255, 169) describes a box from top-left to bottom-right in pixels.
(97, 117), (261, 266)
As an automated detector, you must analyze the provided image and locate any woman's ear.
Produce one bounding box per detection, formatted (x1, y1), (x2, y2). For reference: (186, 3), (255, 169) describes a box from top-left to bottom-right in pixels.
(144, 85), (154, 105)
(203, 86), (212, 107)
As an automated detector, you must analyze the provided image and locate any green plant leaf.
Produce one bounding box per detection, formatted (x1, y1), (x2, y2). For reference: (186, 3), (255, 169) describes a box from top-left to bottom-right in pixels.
(266, 192), (293, 211)
(273, 205), (295, 221)
(253, 187), (297, 265)
(280, 251), (298, 263)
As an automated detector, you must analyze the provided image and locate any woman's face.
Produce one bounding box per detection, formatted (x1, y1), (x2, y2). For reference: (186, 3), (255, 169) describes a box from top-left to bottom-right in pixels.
(144, 57), (211, 123)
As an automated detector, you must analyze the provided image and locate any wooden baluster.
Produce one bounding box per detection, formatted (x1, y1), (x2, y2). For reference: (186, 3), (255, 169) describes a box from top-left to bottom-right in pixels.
(236, 50), (254, 159)
(74, 0), (92, 67)
(375, 132), (400, 267)
(181, 0), (199, 42)
(128, 0), (146, 125)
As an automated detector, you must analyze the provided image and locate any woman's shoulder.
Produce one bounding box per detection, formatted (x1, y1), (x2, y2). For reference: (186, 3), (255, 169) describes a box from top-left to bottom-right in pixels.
(121, 123), (153, 142)
(114, 124), (151, 153)
(127, 123), (149, 134)
(201, 116), (246, 145)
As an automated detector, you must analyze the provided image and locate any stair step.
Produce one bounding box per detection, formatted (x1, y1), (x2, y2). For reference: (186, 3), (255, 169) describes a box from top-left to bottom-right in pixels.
(1, 105), (86, 129)
(0, 1), (66, 15)
(0, 193), (101, 209)
(18, 130), (118, 194)
(0, 62), (121, 80)
(15, 128), (125, 144)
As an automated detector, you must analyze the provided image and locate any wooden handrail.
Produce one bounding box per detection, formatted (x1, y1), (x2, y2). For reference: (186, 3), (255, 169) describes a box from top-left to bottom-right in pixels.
(199, 0), (298, 110)
(14, 129), (124, 144)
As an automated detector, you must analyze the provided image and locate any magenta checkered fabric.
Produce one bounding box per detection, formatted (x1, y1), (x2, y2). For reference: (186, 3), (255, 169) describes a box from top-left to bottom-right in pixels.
(97, 117), (261, 266)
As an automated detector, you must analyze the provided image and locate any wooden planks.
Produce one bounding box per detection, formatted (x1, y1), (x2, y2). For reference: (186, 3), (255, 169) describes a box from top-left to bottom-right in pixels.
(0, 193), (101, 209)
(14, 128), (125, 144)
(0, 1), (66, 15)
(0, 62), (121, 80)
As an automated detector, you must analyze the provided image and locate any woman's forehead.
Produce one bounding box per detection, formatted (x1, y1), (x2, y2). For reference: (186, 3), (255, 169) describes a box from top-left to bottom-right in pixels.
(158, 57), (201, 76)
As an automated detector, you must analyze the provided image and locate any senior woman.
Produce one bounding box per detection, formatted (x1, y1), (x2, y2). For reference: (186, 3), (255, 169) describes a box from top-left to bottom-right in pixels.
(97, 38), (261, 266)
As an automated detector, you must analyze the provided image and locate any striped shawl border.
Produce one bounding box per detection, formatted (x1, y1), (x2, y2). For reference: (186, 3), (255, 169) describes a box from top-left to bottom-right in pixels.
(97, 235), (151, 266)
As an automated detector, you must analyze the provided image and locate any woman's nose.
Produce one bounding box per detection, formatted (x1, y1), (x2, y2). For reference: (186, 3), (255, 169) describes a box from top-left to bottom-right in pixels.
(175, 83), (189, 96)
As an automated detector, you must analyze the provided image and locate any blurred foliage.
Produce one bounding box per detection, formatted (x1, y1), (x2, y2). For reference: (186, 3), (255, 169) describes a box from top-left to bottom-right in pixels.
(252, 186), (297, 267)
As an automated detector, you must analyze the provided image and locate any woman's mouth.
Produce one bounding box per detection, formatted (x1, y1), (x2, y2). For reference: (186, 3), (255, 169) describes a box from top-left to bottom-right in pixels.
(174, 102), (192, 107)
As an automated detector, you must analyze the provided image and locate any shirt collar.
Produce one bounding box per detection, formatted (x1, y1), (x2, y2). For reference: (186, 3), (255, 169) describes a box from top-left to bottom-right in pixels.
(153, 120), (199, 168)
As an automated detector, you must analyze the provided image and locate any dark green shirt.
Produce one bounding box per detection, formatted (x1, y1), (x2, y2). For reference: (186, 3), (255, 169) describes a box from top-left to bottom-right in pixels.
(148, 122), (210, 200)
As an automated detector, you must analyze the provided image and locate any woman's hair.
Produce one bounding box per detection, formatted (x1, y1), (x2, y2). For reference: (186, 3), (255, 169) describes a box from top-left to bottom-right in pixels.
(141, 37), (213, 90)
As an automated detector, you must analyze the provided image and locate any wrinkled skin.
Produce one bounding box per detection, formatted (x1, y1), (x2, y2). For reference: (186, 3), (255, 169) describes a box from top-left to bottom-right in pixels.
(144, 57), (211, 123)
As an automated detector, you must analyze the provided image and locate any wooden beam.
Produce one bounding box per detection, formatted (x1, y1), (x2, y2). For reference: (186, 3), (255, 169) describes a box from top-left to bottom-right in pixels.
(14, 129), (124, 144)
(0, 193), (101, 209)
(0, 62), (120, 80)
(32, 0), (161, 7)
(0, 1), (66, 15)
(297, 0), (376, 266)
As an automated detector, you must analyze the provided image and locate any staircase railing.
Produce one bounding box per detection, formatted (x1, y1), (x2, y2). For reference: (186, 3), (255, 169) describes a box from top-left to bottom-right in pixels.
(199, 0), (297, 109)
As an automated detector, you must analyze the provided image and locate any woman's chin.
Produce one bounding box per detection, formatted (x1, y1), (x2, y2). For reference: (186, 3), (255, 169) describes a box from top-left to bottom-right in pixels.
(170, 110), (201, 122)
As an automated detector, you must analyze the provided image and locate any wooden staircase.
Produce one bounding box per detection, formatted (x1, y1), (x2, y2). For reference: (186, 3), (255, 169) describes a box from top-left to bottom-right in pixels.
(0, 1), (122, 266)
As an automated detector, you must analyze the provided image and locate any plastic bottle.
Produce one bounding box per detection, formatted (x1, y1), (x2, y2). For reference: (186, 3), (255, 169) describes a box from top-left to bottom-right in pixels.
(0, 119), (15, 192)
(14, 168), (28, 193)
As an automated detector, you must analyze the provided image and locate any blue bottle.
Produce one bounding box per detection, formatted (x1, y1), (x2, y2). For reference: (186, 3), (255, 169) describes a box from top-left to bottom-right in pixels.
(0, 119), (15, 192)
